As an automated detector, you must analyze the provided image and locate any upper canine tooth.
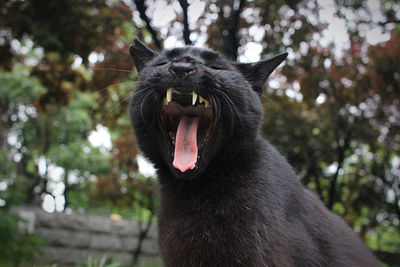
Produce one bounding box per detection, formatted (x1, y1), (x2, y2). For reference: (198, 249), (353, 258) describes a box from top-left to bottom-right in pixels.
(166, 88), (173, 104)
(192, 91), (198, 106)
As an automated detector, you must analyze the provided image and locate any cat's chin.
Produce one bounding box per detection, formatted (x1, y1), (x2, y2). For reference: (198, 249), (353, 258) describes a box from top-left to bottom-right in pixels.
(159, 88), (214, 179)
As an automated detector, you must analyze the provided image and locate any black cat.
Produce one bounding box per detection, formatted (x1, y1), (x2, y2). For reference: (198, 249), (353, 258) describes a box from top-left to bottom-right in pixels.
(128, 38), (379, 267)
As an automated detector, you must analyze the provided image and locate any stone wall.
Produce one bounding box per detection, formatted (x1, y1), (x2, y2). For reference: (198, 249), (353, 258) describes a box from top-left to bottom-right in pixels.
(11, 206), (160, 266)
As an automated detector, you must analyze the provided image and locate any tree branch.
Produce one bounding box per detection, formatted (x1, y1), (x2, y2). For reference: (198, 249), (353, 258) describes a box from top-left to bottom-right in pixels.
(373, 148), (400, 220)
(309, 162), (323, 200)
(24, 172), (42, 205)
(223, 0), (246, 59)
(327, 130), (351, 210)
(132, 192), (155, 265)
(378, 19), (400, 26)
(336, 9), (400, 27)
(178, 0), (192, 45)
(133, 0), (162, 49)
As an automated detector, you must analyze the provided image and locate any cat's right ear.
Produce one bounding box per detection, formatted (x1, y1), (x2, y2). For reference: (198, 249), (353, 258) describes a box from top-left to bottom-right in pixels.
(236, 53), (288, 95)
(129, 38), (158, 73)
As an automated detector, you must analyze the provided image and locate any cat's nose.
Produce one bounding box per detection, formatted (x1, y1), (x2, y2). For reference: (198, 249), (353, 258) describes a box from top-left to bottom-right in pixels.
(169, 62), (196, 78)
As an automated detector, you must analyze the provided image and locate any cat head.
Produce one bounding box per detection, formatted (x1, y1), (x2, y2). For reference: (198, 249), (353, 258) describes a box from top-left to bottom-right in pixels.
(129, 38), (286, 180)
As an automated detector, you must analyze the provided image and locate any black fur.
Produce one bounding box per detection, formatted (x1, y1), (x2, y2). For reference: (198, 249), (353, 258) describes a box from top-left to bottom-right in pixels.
(129, 38), (379, 267)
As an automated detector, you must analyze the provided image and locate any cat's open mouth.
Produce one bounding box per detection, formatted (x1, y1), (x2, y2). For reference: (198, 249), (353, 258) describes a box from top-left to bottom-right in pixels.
(160, 88), (213, 173)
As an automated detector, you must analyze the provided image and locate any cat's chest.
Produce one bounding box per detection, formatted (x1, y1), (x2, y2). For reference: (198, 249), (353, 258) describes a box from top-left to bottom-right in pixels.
(157, 208), (266, 266)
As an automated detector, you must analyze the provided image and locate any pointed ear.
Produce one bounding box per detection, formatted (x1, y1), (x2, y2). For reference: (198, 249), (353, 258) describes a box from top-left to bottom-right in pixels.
(237, 53), (288, 95)
(129, 38), (158, 73)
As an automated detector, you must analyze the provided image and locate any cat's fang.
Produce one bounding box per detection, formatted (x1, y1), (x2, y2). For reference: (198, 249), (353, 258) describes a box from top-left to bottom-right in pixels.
(166, 88), (173, 103)
(192, 91), (198, 106)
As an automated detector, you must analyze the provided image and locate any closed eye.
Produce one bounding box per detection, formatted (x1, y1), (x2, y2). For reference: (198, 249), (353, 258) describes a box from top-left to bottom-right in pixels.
(209, 65), (225, 70)
(154, 61), (169, 66)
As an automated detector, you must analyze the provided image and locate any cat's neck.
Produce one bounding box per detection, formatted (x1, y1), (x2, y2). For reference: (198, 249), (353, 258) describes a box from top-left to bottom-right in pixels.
(157, 136), (267, 201)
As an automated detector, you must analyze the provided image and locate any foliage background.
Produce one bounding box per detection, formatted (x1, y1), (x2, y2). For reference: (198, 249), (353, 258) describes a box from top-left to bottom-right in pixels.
(0, 0), (399, 265)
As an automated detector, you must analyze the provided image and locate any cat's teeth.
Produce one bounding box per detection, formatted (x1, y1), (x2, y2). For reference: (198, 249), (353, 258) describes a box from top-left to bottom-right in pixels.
(164, 88), (210, 108)
(190, 164), (195, 170)
(199, 96), (210, 108)
(199, 96), (205, 104)
(166, 88), (173, 104)
(192, 91), (198, 106)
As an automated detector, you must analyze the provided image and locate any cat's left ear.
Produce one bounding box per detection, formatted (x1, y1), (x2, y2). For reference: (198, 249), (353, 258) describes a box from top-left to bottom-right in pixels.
(236, 53), (288, 95)
(129, 38), (158, 73)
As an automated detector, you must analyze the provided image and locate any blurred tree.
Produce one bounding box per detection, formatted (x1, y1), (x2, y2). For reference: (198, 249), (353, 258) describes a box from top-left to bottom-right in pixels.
(0, 1), (157, 265)
(0, 0), (131, 62)
(0, 64), (110, 207)
(0, 0), (139, 210)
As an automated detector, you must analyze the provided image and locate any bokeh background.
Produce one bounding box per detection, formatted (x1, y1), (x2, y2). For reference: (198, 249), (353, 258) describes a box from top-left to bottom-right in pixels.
(0, 0), (399, 266)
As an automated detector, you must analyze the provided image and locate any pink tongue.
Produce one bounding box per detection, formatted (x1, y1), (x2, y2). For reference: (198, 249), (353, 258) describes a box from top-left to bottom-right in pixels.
(173, 116), (200, 172)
